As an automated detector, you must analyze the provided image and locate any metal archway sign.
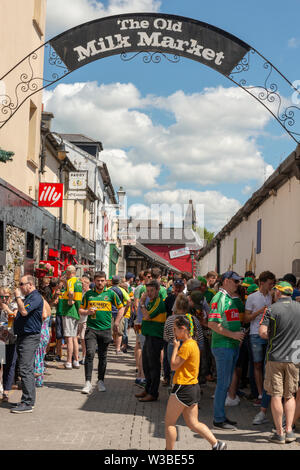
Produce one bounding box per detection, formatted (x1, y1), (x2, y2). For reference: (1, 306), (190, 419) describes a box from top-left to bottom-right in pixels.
(1, 13), (300, 141)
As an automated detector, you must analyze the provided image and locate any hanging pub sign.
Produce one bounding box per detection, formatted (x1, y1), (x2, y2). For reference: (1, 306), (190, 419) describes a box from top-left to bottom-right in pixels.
(38, 183), (63, 207)
(50, 13), (250, 77)
(69, 171), (88, 190)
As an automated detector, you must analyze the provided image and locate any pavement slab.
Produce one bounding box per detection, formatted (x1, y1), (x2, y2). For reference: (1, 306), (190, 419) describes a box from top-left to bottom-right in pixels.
(1, 330), (299, 451)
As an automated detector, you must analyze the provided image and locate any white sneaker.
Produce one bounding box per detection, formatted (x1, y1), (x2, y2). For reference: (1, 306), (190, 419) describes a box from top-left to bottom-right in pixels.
(72, 360), (80, 369)
(97, 380), (106, 392)
(253, 410), (269, 425)
(64, 362), (72, 370)
(225, 394), (240, 406)
(81, 381), (93, 394)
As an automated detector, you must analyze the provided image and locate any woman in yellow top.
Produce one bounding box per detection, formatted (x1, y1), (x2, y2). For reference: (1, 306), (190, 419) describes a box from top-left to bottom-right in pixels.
(165, 315), (227, 451)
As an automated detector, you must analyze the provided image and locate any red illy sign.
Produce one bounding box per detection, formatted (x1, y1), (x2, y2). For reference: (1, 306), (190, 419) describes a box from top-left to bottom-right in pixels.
(38, 183), (63, 207)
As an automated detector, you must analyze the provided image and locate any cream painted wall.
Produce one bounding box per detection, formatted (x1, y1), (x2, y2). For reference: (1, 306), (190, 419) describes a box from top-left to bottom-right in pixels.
(199, 176), (300, 278)
(0, 0), (46, 198)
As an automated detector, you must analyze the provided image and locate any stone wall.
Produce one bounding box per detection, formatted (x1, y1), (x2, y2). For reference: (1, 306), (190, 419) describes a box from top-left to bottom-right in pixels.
(0, 224), (25, 288)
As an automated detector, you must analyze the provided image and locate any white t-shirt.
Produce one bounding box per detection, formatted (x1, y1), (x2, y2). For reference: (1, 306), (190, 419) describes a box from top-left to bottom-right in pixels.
(245, 290), (272, 335)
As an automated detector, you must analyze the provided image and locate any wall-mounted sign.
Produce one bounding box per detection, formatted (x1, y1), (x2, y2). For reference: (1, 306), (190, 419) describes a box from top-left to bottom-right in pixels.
(169, 246), (190, 259)
(38, 183), (63, 207)
(69, 171), (88, 190)
(67, 190), (87, 200)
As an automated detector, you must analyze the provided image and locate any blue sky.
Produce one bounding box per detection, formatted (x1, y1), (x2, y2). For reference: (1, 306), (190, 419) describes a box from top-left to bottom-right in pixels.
(44, 0), (300, 232)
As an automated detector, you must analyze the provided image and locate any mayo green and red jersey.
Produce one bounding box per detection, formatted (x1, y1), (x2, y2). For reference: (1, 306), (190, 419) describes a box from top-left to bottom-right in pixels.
(208, 288), (242, 349)
(81, 287), (123, 331)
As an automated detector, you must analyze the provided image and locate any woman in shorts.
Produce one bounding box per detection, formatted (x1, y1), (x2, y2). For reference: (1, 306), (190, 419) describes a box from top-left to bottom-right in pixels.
(165, 315), (227, 451)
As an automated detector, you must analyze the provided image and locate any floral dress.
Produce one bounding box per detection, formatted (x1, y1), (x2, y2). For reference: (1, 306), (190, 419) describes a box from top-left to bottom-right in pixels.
(34, 317), (50, 387)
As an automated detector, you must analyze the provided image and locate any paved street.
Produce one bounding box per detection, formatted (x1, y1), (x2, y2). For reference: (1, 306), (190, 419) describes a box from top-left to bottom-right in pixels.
(0, 330), (299, 451)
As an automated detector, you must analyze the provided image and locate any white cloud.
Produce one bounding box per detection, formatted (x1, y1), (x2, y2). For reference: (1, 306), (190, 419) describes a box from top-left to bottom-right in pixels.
(143, 189), (241, 233)
(46, 0), (161, 38)
(100, 148), (160, 196)
(44, 82), (274, 194)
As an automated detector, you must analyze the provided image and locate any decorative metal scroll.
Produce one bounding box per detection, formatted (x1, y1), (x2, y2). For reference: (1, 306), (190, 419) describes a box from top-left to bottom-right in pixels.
(0, 42), (70, 129)
(120, 51), (180, 64)
(0, 12), (300, 143)
(228, 48), (300, 142)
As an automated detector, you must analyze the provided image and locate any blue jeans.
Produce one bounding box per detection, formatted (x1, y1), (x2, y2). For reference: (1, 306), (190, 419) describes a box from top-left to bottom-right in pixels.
(212, 347), (239, 423)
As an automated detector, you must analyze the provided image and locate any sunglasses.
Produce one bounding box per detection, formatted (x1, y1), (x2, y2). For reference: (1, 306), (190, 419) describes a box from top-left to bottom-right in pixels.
(0, 295), (10, 299)
(19, 282), (30, 286)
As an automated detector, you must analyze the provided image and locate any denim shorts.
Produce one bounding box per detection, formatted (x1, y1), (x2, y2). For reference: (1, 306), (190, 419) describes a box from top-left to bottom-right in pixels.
(250, 334), (267, 363)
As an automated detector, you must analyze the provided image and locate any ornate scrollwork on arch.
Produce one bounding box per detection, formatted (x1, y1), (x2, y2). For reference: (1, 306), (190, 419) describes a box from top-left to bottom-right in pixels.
(229, 49), (300, 142)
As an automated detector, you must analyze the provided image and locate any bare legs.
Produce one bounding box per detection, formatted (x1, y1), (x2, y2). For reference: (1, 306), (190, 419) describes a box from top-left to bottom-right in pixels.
(165, 395), (218, 450)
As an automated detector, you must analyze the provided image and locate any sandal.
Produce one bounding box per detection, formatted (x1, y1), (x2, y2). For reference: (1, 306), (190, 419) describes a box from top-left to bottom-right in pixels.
(2, 394), (9, 402)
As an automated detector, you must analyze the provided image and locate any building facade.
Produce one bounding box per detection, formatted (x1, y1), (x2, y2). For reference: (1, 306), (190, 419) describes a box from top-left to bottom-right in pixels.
(198, 145), (300, 278)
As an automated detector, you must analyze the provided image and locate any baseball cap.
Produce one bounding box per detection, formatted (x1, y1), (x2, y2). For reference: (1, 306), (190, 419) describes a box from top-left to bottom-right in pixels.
(187, 279), (201, 293)
(247, 283), (259, 295)
(274, 281), (293, 296)
(125, 272), (135, 280)
(174, 278), (184, 287)
(190, 290), (204, 307)
(112, 275), (120, 284)
(221, 271), (243, 282)
(197, 276), (207, 286)
(242, 277), (255, 287)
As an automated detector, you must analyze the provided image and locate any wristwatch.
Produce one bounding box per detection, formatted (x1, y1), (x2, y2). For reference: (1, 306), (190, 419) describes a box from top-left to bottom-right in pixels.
(15, 296), (22, 299)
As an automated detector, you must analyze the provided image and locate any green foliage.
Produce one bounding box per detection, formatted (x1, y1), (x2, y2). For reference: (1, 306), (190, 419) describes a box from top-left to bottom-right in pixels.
(196, 226), (215, 243)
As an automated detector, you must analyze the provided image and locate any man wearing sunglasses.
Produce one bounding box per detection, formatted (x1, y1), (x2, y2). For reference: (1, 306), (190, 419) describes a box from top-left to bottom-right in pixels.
(11, 275), (43, 414)
(208, 271), (245, 430)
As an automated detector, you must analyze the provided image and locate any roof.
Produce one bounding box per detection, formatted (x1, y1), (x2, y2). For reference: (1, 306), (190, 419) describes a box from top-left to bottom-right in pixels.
(60, 134), (103, 150)
(128, 241), (181, 273)
(138, 227), (203, 249)
(199, 144), (300, 259)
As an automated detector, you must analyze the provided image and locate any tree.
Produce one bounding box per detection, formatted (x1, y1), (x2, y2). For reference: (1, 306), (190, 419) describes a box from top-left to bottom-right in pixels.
(196, 226), (214, 244)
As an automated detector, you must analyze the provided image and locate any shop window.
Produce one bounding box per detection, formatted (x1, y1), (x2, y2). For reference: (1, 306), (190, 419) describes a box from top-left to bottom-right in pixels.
(26, 232), (35, 259)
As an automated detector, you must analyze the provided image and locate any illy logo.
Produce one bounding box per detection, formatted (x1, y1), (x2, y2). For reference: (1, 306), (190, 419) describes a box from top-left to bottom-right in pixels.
(38, 183), (63, 207)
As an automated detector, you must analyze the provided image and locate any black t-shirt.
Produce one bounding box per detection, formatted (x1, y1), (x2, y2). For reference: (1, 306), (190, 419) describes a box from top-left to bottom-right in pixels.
(261, 297), (300, 363)
(165, 293), (176, 318)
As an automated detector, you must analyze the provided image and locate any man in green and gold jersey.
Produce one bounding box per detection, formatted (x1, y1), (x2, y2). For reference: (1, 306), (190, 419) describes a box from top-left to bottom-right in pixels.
(135, 280), (167, 402)
(60, 265), (82, 370)
(79, 271), (124, 394)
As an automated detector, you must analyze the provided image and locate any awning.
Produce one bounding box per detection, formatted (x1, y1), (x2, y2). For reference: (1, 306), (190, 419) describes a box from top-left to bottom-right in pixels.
(130, 241), (181, 273)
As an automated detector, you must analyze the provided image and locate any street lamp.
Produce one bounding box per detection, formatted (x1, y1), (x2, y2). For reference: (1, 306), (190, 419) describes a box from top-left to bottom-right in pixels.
(56, 137), (68, 252)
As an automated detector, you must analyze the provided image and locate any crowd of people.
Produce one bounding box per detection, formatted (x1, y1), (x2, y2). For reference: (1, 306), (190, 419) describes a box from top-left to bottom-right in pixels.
(1, 264), (300, 450)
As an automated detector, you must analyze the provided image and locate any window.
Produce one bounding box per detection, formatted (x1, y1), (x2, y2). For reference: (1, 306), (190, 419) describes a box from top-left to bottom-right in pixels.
(0, 221), (5, 266)
(26, 232), (35, 259)
(33, 0), (44, 37)
(0, 221), (4, 251)
(256, 219), (262, 254)
(40, 238), (45, 261)
(27, 100), (38, 165)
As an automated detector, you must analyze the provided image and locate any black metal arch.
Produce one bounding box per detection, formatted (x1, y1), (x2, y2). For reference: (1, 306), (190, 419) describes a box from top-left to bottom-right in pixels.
(1, 12), (300, 142)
